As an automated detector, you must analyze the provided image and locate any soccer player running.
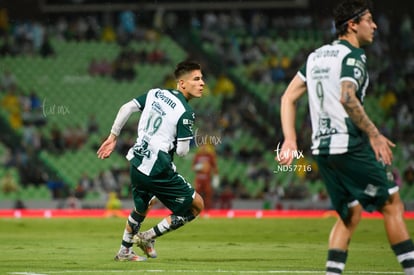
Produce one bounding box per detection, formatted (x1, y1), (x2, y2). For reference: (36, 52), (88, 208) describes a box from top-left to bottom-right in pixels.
(275, 0), (414, 274)
(97, 61), (205, 261)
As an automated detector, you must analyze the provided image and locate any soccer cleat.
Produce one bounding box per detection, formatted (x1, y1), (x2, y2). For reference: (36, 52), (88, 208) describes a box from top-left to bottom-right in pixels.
(133, 233), (157, 258)
(114, 248), (147, 262)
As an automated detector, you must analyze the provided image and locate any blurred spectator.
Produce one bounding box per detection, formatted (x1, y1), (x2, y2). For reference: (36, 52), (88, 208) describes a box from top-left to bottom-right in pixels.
(284, 179), (310, 200)
(29, 90), (42, 110)
(21, 122), (42, 152)
(213, 73), (235, 97)
(49, 123), (64, 153)
(106, 191), (122, 210)
(118, 10), (136, 42)
(212, 73), (236, 109)
(14, 199), (26, 209)
(112, 51), (136, 82)
(1, 85), (20, 112)
(75, 172), (93, 199)
(86, 114), (99, 134)
(39, 33), (55, 58)
(262, 182), (284, 210)
(1, 85), (22, 129)
(0, 35), (16, 56)
(55, 16), (68, 40)
(63, 124), (87, 150)
(88, 58), (113, 77)
(379, 87), (397, 115)
(105, 191), (123, 217)
(398, 104), (413, 136)
(0, 8), (10, 35)
(101, 25), (116, 43)
(399, 14), (413, 51)
(147, 46), (167, 64)
(403, 164), (414, 186)
(162, 73), (177, 89)
(218, 184), (234, 209)
(64, 191), (82, 209)
(0, 69), (17, 91)
(46, 173), (66, 199)
(192, 143), (219, 210)
(0, 170), (19, 194)
(102, 170), (118, 193)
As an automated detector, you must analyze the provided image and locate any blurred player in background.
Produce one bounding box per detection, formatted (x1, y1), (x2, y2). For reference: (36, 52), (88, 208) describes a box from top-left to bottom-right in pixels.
(275, 0), (414, 274)
(97, 60), (205, 262)
(192, 143), (219, 210)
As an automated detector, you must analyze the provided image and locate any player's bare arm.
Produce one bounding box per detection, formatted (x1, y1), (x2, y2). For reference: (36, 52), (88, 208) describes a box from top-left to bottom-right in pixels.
(340, 81), (395, 164)
(278, 74), (307, 165)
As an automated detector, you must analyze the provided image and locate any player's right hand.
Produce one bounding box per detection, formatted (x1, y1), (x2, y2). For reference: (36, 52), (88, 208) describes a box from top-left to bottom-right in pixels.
(97, 135), (117, 159)
(275, 140), (297, 166)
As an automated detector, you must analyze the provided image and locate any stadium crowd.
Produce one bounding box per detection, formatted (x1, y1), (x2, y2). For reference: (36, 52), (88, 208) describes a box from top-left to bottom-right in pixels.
(0, 6), (413, 209)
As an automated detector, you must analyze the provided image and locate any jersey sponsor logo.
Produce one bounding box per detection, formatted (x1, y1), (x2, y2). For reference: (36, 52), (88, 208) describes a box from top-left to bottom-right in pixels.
(183, 118), (194, 132)
(182, 118), (193, 125)
(155, 90), (176, 109)
(364, 184), (378, 197)
(310, 66), (330, 80)
(175, 197), (185, 204)
(313, 49), (339, 59)
(346, 58), (356, 66)
(315, 112), (338, 138)
(151, 102), (166, 116)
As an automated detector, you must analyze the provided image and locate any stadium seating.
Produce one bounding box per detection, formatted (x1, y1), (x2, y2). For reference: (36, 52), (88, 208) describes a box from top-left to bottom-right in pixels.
(1, 25), (412, 207)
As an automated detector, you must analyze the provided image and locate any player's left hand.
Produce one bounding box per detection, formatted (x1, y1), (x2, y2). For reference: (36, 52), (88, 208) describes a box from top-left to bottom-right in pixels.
(369, 134), (395, 165)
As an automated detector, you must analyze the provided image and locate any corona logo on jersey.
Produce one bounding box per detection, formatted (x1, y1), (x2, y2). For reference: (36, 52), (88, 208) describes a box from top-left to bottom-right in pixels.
(155, 90), (176, 109)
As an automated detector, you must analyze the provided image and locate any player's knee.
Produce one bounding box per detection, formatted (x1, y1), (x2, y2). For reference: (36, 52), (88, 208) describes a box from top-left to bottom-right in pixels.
(344, 205), (362, 228)
(382, 193), (405, 217)
(192, 192), (204, 215)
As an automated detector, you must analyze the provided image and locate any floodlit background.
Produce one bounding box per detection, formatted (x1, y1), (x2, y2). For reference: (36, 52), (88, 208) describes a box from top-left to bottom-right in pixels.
(0, 0), (413, 210)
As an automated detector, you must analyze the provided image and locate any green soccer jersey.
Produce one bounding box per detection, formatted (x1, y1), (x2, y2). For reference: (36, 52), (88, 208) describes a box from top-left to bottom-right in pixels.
(126, 88), (195, 176)
(298, 39), (369, 155)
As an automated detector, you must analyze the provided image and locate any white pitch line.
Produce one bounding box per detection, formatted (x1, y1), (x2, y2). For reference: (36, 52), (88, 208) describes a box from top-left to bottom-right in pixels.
(8, 270), (404, 274)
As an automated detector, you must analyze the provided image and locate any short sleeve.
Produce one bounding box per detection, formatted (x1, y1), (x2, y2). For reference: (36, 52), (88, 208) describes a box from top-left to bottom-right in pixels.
(340, 50), (367, 90)
(298, 63), (306, 81)
(177, 111), (195, 141)
(134, 93), (147, 111)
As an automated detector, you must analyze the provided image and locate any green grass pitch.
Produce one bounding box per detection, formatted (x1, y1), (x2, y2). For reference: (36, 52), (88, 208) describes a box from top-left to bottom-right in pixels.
(0, 217), (412, 274)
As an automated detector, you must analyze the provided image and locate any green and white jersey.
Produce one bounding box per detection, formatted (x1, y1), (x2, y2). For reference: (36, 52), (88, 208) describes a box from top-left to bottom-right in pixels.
(126, 88), (195, 176)
(298, 39), (369, 155)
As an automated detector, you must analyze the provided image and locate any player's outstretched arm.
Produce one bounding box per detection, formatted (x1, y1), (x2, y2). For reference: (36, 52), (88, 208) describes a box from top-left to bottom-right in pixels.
(97, 100), (140, 159)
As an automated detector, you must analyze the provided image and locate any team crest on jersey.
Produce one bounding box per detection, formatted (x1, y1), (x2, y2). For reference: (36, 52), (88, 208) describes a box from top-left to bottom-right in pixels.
(315, 112), (338, 138)
(364, 184), (378, 197)
(353, 68), (362, 80)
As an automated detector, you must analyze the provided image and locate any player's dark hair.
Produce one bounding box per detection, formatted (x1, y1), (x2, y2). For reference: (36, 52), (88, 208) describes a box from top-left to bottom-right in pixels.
(333, 0), (373, 37)
(174, 61), (201, 80)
